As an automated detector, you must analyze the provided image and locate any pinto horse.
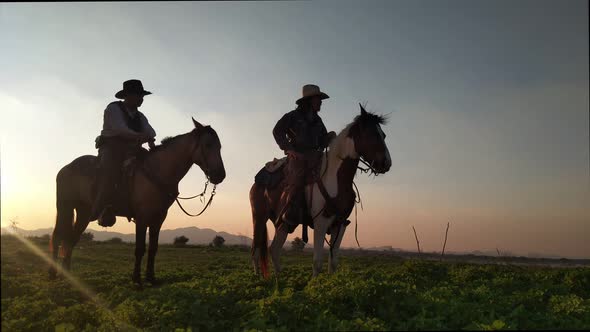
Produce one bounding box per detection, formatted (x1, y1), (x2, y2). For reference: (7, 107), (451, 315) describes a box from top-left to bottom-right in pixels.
(250, 104), (391, 278)
(50, 118), (225, 284)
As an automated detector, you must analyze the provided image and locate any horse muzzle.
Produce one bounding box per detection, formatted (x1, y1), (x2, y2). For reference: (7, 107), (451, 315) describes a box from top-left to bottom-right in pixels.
(208, 169), (226, 185)
(373, 157), (391, 174)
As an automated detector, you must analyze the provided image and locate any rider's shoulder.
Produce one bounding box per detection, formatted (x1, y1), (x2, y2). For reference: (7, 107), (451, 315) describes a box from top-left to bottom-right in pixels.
(276, 109), (297, 122)
(286, 109), (302, 118)
(137, 110), (148, 120)
(105, 100), (123, 111)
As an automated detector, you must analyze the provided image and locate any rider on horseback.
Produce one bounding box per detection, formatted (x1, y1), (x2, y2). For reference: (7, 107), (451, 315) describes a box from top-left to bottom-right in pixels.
(91, 79), (157, 227)
(272, 84), (336, 233)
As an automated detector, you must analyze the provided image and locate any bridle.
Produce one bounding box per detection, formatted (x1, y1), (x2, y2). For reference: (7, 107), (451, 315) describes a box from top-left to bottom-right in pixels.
(174, 129), (218, 217)
(355, 122), (386, 177)
(357, 157), (381, 177)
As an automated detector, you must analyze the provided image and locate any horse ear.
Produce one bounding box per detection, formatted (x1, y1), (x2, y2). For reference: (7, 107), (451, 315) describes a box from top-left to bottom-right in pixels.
(192, 117), (203, 129)
(359, 103), (367, 116)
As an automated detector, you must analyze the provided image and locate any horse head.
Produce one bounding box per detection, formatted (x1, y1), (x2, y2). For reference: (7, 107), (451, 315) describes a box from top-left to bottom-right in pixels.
(190, 117), (226, 184)
(346, 104), (391, 174)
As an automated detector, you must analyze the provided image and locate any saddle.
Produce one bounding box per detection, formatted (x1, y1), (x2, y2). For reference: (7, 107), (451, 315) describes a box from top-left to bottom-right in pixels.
(254, 152), (324, 189)
(254, 157), (287, 189)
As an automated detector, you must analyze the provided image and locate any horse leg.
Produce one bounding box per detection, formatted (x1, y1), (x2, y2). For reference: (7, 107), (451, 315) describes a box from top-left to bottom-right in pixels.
(49, 223), (63, 279)
(61, 245), (73, 271)
(146, 220), (163, 284)
(49, 231), (59, 279)
(269, 226), (289, 277)
(251, 218), (265, 276)
(252, 246), (261, 276)
(328, 224), (347, 274)
(71, 206), (91, 246)
(49, 198), (75, 278)
(63, 206), (91, 270)
(132, 222), (147, 285)
(312, 218), (330, 277)
(49, 227), (61, 279)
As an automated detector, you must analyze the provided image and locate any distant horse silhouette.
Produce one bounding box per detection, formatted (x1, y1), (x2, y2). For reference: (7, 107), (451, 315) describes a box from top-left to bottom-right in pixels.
(50, 118), (225, 284)
(250, 105), (391, 278)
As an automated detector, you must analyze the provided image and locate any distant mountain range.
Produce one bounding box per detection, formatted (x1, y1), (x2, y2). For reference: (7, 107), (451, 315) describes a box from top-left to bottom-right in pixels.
(1, 226), (251, 246)
(1, 226), (579, 259)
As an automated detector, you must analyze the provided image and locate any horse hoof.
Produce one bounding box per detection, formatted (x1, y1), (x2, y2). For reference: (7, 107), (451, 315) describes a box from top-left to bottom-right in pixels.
(146, 276), (160, 286)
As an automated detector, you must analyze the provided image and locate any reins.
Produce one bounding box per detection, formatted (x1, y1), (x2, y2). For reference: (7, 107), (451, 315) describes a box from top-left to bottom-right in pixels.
(177, 180), (209, 200)
(323, 165), (365, 259)
(174, 135), (218, 217)
(175, 180), (217, 217)
(352, 180), (362, 248)
(309, 147), (330, 222)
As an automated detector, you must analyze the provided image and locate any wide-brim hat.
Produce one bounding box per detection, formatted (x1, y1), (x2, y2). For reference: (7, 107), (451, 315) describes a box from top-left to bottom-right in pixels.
(115, 79), (152, 99)
(296, 84), (329, 105)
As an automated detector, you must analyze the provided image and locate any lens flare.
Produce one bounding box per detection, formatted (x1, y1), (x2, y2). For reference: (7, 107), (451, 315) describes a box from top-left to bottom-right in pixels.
(4, 229), (139, 331)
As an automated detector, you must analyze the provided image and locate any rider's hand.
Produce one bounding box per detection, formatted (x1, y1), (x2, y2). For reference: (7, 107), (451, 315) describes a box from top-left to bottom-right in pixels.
(327, 131), (337, 141)
(285, 150), (301, 158)
(138, 133), (152, 144)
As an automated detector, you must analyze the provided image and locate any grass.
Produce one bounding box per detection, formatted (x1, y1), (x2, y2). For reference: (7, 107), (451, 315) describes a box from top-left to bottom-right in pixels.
(1, 235), (589, 331)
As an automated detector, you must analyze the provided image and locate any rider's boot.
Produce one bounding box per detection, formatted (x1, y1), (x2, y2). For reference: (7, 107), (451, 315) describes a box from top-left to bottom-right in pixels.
(91, 168), (117, 227)
(279, 185), (303, 233)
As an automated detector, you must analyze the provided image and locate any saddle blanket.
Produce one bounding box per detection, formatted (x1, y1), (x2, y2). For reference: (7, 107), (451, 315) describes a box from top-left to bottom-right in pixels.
(254, 157), (287, 188)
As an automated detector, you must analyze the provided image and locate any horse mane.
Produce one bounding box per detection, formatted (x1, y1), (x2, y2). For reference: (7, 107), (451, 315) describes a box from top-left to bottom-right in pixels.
(329, 107), (387, 146)
(327, 122), (355, 161)
(160, 136), (177, 145)
(353, 108), (388, 126)
(151, 133), (189, 152)
(152, 126), (218, 152)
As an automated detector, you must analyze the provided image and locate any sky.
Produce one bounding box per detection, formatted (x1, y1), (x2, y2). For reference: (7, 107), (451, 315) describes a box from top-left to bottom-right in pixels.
(1, 0), (588, 258)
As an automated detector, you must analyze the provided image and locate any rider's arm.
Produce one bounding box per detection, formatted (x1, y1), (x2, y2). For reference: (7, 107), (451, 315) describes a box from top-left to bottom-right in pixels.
(140, 113), (157, 149)
(272, 112), (295, 152)
(319, 119), (333, 149)
(139, 112), (157, 139)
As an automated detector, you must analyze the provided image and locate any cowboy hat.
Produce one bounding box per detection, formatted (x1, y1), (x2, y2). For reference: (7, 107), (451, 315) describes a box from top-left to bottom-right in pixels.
(115, 79), (152, 99)
(295, 84), (329, 105)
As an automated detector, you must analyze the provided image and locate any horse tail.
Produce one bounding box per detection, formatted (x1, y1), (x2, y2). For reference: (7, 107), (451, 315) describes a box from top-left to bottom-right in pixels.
(250, 183), (269, 279)
(51, 169), (75, 258)
(255, 219), (269, 279)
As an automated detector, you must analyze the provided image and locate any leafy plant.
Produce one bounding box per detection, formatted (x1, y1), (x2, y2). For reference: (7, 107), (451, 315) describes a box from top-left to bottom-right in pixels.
(211, 235), (225, 248)
(174, 235), (189, 247)
(291, 237), (306, 252)
(79, 232), (94, 242)
(105, 237), (124, 244)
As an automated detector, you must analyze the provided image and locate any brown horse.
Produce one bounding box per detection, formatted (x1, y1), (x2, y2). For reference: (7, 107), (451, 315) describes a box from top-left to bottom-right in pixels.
(50, 118), (225, 284)
(250, 104), (391, 278)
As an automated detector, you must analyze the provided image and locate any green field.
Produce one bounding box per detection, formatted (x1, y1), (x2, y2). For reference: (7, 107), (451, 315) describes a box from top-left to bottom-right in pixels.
(1, 235), (589, 331)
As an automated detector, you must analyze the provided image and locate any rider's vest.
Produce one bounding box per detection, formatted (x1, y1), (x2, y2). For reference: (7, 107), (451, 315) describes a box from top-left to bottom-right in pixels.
(116, 101), (143, 133)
